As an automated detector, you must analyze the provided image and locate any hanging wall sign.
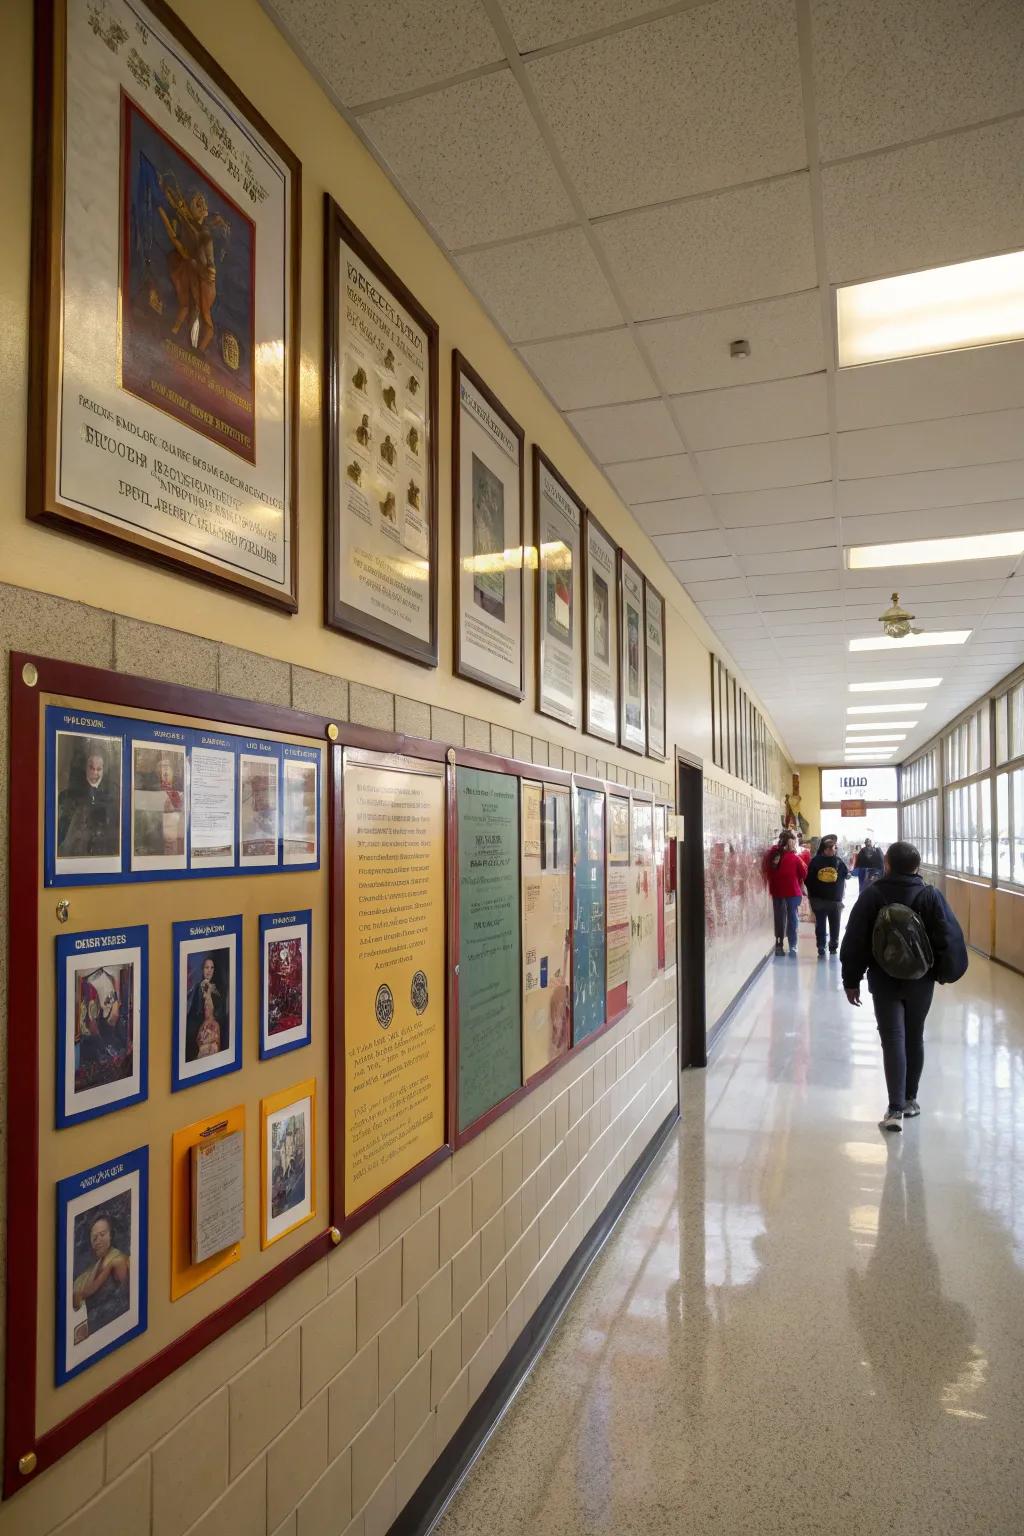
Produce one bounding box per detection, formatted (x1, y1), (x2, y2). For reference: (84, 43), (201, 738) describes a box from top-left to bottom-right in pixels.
(534, 448), (583, 728)
(606, 792), (631, 1020)
(619, 553), (647, 755)
(583, 512), (619, 745)
(644, 581), (667, 762)
(520, 781), (571, 1081)
(572, 785), (606, 1045)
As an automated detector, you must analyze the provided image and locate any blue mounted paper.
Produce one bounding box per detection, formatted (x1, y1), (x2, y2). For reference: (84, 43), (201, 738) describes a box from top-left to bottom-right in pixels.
(56, 925), (148, 1127)
(259, 910), (312, 1059)
(172, 915), (243, 1090)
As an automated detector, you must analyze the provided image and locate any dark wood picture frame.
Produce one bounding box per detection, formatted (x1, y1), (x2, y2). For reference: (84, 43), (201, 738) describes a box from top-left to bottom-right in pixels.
(533, 446), (584, 730)
(618, 548), (647, 756)
(324, 195), (440, 667)
(451, 351), (525, 700)
(644, 579), (667, 762)
(582, 510), (620, 746)
(28, 0), (302, 612)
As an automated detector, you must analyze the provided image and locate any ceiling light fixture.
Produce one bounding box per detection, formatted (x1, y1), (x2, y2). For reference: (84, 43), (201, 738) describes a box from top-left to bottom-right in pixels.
(848, 530), (1024, 569)
(849, 632), (970, 652)
(847, 703), (928, 713)
(845, 734), (907, 743)
(835, 248), (1024, 367)
(846, 720), (918, 730)
(849, 678), (942, 692)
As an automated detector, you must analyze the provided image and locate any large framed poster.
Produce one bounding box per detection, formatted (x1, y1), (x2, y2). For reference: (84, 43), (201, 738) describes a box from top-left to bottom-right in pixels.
(29, 0), (300, 609)
(619, 552), (647, 755)
(572, 785), (606, 1045)
(644, 581), (667, 762)
(452, 353), (524, 699)
(629, 798), (657, 1001)
(325, 198), (439, 666)
(606, 792), (630, 1021)
(583, 512), (619, 745)
(521, 781), (571, 1082)
(533, 448), (583, 728)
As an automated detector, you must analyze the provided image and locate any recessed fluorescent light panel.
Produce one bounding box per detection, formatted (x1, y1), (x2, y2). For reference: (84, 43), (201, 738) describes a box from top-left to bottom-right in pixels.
(849, 679), (942, 692)
(847, 721), (917, 730)
(848, 703), (928, 713)
(848, 530), (1024, 569)
(849, 632), (970, 652)
(836, 249), (1024, 367)
(845, 735), (907, 743)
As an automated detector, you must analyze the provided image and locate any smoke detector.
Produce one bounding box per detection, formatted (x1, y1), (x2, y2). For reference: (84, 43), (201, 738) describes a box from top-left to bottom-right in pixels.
(878, 592), (920, 640)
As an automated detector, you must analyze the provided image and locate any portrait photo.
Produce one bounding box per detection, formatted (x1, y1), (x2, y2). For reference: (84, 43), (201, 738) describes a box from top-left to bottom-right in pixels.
(261, 1081), (315, 1247)
(259, 910), (311, 1059)
(172, 915), (243, 1090)
(240, 751), (279, 866)
(282, 752), (319, 867)
(131, 740), (187, 871)
(56, 1146), (148, 1385)
(471, 452), (506, 622)
(592, 572), (610, 665)
(53, 725), (123, 878)
(57, 925), (148, 1127)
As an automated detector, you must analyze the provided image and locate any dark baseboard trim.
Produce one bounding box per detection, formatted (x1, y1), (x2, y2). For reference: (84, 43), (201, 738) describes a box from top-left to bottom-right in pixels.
(388, 1105), (680, 1536)
(706, 948), (773, 1058)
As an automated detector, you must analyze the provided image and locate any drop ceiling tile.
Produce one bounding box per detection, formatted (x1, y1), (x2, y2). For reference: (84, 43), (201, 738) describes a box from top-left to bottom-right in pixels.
(360, 72), (574, 249)
(669, 555), (743, 582)
(606, 455), (701, 503)
(839, 411), (1024, 480)
(698, 597), (759, 616)
(570, 400), (683, 463)
(715, 481), (835, 528)
(845, 564), (1012, 591)
(597, 175), (816, 322)
(684, 577), (751, 600)
(758, 590), (845, 612)
(840, 500), (1024, 546)
(728, 517), (837, 553)
(526, 0), (804, 217)
(651, 529), (731, 561)
(673, 374), (828, 451)
(639, 292), (825, 395)
(697, 436), (831, 495)
(458, 229), (622, 342)
(739, 547), (839, 576)
(990, 594), (1024, 612)
(821, 118), (1024, 284)
(836, 344), (1024, 432)
(631, 497), (717, 536)
(502, 0), (657, 51)
(519, 328), (657, 410)
(748, 568), (841, 595)
(837, 461), (1024, 516)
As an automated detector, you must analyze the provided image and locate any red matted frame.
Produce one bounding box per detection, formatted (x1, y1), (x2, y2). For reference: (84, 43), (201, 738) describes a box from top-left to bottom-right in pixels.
(3, 653), (337, 1497)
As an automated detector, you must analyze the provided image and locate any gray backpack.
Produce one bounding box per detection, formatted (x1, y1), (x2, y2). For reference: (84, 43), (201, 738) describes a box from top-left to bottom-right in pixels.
(871, 891), (934, 981)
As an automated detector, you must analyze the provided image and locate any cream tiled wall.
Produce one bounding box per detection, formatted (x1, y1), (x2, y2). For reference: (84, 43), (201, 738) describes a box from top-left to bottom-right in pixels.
(0, 591), (678, 1536)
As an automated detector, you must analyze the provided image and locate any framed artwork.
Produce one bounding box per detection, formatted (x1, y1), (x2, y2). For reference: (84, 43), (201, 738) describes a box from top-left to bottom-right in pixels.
(259, 910), (311, 1059)
(618, 552), (647, 755)
(281, 746), (320, 867)
(583, 511), (619, 745)
(55, 1146), (148, 1385)
(533, 448), (583, 728)
(130, 734), (188, 873)
(644, 580), (667, 761)
(324, 197), (439, 666)
(260, 1080), (316, 1248)
(239, 746), (280, 868)
(29, 0), (300, 608)
(172, 915), (243, 1090)
(521, 781), (571, 1082)
(189, 732), (237, 871)
(452, 352), (525, 699)
(48, 714), (124, 882)
(56, 925), (148, 1128)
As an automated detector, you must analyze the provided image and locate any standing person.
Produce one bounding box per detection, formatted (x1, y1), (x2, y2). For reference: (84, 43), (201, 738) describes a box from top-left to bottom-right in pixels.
(857, 836), (884, 887)
(841, 841), (968, 1132)
(763, 829), (806, 957)
(805, 834), (850, 957)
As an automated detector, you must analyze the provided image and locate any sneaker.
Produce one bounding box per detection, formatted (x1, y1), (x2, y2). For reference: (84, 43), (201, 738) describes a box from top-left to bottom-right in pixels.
(774, 940), (784, 955)
(903, 1099), (921, 1118)
(880, 1108), (903, 1133)
(789, 946), (798, 956)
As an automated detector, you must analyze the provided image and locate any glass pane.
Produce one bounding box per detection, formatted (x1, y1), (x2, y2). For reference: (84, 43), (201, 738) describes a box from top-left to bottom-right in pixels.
(996, 696), (1008, 764)
(997, 773), (1010, 878)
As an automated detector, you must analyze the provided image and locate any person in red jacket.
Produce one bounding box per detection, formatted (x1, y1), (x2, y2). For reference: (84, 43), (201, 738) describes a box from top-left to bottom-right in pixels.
(763, 828), (806, 956)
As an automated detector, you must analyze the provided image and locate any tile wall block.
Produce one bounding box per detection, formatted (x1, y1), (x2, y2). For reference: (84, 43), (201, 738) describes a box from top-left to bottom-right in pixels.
(531, 737), (549, 765)
(395, 695), (431, 738)
(218, 644), (290, 705)
(267, 1261), (328, 1343)
(151, 1392), (229, 1536)
(114, 616), (219, 691)
(348, 682), (395, 732)
(417, 1156), (453, 1213)
(301, 1278), (357, 1403)
(418, 1261), (454, 1355)
(47, 1458), (150, 1536)
(438, 1179), (473, 1263)
(464, 716), (490, 751)
(451, 1233), (483, 1312)
(267, 1393), (330, 1532)
(329, 1215), (380, 1291)
(290, 666), (350, 722)
(379, 1298), (420, 1399)
(350, 1399), (395, 1516)
(356, 1241), (404, 1350)
(328, 1338), (380, 1459)
(490, 723), (514, 757)
(362, 1469), (397, 1536)
(402, 1207), (441, 1302)
(229, 1330), (301, 1479)
(296, 1449), (352, 1536)
(394, 1353), (432, 1457)
(513, 730), (532, 763)
(429, 1313), (463, 1408)
(379, 1183), (421, 1248)
(395, 1415), (436, 1513)
(430, 705), (465, 745)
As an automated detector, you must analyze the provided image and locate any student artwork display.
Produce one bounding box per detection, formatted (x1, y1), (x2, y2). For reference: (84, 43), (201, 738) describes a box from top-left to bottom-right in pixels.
(630, 800), (657, 1000)
(56, 926), (148, 1127)
(583, 513), (619, 744)
(325, 198), (439, 666)
(619, 554), (647, 755)
(644, 582), (667, 762)
(259, 911), (312, 1059)
(572, 787), (606, 1045)
(172, 916), (243, 1090)
(521, 781), (571, 1081)
(260, 1081), (316, 1248)
(606, 793), (631, 1020)
(170, 1105), (246, 1299)
(534, 448), (583, 728)
(29, 0), (300, 608)
(453, 354), (525, 699)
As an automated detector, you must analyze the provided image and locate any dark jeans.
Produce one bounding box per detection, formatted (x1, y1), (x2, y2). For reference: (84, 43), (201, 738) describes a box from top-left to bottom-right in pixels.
(872, 981), (934, 1110)
(772, 895), (801, 950)
(813, 902), (841, 951)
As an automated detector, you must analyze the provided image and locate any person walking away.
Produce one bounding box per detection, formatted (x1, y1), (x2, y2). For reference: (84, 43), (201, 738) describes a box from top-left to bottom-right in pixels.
(840, 841), (967, 1132)
(763, 829), (806, 957)
(857, 836), (883, 887)
(805, 833), (850, 957)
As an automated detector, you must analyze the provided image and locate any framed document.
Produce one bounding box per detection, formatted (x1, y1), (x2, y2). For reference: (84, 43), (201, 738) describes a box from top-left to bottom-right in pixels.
(583, 512), (619, 744)
(259, 910), (312, 1059)
(533, 448), (583, 727)
(452, 353), (524, 698)
(619, 552), (647, 755)
(56, 925), (148, 1128)
(606, 792), (630, 1022)
(170, 1105), (245, 1299)
(260, 1080), (316, 1248)
(29, 0), (300, 608)
(644, 581), (667, 761)
(325, 198), (439, 666)
(572, 786), (606, 1045)
(172, 915), (243, 1091)
(521, 781), (571, 1081)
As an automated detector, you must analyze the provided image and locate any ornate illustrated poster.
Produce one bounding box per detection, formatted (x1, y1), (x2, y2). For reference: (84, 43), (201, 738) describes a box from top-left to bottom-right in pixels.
(630, 800), (657, 1000)
(259, 910), (312, 1059)
(260, 1080), (316, 1248)
(521, 782), (571, 1081)
(457, 767), (522, 1133)
(534, 449), (583, 727)
(583, 513), (619, 744)
(56, 925), (148, 1127)
(343, 756), (446, 1215)
(30, 0), (300, 607)
(572, 786), (606, 1045)
(606, 792), (630, 1019)
(619, 554), (647, 755)
(645, 582), (667, 761)
(326, 199), (438, 666)
(453, 355), (524, 698)
(172, 915), (243, 1090)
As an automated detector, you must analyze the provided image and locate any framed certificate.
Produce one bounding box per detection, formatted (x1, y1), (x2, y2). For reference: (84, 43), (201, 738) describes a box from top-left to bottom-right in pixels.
(29, 0), (300, 608)
(533, 448), (583, 728)
(618, 552), (647, 755)
(644, 580), (667, 761)
(324, 197), (439, 666)
(452, 353), (524, 699)
(583, 512), (619, 744)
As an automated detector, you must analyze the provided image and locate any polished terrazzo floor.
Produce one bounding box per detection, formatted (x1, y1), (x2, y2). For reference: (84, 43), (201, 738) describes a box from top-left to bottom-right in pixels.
(436, 947), (1024, 1535)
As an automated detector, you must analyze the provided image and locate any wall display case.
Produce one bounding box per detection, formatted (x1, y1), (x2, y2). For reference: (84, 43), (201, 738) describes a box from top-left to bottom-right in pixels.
(533, 448), (583, 729)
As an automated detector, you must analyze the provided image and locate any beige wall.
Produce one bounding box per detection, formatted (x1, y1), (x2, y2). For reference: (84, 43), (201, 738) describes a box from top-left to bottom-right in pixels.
(796, 767), (821, 839)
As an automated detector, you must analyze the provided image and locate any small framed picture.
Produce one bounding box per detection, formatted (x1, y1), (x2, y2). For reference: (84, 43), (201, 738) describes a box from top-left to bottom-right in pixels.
(260, 1080), (316, 1248)
(281, 747), (320, 868)
(49, 710), (124, 880)
(259, 910), (312, 1059)
(131, 736), (188, 872)
(56, 926), (148, 1127)
(55, 1146), (148, 1385)
(172, 916), (243, 1091)
(239, 747), (280, 868)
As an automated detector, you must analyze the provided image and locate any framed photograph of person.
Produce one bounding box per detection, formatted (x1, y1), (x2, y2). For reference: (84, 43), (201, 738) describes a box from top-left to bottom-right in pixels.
(583, 512), (619, 745)
(28, 0), (300, 609)
(325, 197), (439, 667)
(56, 925), (148, 1128)
(130, 734), (188, 873)
(281, 745), (320, 868)
(172, 916), (243, 1091)
(644, 580), (667, 761)
(618, 552), (647, 755)
(55, 1146), (148, 1386)
(533, 447), (583, 728)
(259, 910), (311, 1059)
(452, 352), (525, 699)
(239, 746), (280, 868)
(46, 708), (124, 883)
(260, 1080), (316, 1248)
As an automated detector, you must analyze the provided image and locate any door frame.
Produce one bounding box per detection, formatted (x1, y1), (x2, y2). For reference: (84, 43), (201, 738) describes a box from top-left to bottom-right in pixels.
(675, 748), (707, 1070)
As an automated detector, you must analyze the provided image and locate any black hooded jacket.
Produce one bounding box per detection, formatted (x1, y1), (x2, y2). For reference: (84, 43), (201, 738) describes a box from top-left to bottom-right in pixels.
(840, 872), (968, 996)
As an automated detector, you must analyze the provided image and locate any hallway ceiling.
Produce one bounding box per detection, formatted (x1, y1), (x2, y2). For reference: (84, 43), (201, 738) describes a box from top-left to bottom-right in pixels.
(265, 0), (1024, 766)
